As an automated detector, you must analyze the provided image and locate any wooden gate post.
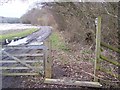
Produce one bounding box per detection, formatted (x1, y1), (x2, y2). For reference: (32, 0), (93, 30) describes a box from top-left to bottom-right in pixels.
(94, 16), (101, 82)
(44, 38), (52, 78)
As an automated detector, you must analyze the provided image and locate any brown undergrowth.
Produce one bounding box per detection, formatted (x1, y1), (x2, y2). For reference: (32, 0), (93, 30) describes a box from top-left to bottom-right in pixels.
(21, 27), (119, 88)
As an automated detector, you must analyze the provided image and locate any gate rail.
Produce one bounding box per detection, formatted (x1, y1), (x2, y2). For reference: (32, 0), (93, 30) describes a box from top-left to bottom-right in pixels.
(94, 16), (120, 82)
(1, 45), (47, 76)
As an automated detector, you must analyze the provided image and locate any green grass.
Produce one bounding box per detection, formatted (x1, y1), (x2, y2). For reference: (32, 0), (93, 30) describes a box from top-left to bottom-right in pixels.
(49, 32), (70, 65)
(50, 32), (70, 51)
(0, 28), (38, 41)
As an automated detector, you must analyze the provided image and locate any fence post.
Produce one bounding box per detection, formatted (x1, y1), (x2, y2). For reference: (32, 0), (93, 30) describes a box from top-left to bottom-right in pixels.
(94, 16), (101, 82)
(45, 38), (52, 78)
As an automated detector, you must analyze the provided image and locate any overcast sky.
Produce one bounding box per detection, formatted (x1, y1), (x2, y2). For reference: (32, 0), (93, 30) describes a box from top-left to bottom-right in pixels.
(0, 0), (118, 18)
(0, 0), (47, 18)
(0, 0), (57, 18)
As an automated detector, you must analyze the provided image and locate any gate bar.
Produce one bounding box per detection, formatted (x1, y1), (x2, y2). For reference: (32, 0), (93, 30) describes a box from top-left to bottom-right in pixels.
(2, 51), (39, 72)
(0, 60), (43, 63)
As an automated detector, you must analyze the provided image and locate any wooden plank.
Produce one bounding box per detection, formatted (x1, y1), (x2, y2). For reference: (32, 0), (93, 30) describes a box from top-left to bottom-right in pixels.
(1, 73), (39, 76)
(0, 67), (30, 69)
(0, 60), (43, 63)
(99, 66), (119, 79)
(3, 45), (47, 50)
(101, 41), (120, 53)
(94, 16), (101, 82)
(0, 66), (43, 70)
(44, 78), (102, 87)
(100, 55), (120, 67)
(2, 51), (39, 72)
(11, 53), (44, 57)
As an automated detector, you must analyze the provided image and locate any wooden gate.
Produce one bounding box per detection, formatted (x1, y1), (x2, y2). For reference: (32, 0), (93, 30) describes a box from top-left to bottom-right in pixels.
(0, 26), (52, 76)
(94, 16), (120, 83)
(1, 45), (47, 76)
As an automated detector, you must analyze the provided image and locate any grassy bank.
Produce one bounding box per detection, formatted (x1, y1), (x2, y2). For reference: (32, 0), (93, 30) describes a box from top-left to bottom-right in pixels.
(50, 32), (70, 51)
(0, 28), (39, 41)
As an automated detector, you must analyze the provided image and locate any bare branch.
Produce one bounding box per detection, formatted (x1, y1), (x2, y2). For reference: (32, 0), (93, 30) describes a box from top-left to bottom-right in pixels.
(104, 7), (118, 18)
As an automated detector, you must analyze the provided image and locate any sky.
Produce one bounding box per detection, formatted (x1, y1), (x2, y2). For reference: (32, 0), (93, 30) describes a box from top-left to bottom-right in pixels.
(0, 0), (118, 18)
(0, 0), (57, 18)
(0, 0), (45, 18)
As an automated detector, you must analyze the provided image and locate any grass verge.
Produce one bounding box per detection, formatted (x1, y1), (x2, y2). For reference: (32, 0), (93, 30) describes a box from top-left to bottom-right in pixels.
(0, 28), (39, 41)
(50, 32), (70, 51)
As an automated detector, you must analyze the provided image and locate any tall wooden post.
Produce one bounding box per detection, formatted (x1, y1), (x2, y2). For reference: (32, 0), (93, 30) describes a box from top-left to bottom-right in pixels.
(94, 16), (101, 82)
(45, 38), (52, 78)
